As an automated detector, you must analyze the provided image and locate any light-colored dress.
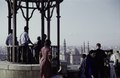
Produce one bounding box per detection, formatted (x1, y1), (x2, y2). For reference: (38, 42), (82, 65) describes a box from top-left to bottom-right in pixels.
(40, 46), (52, 78)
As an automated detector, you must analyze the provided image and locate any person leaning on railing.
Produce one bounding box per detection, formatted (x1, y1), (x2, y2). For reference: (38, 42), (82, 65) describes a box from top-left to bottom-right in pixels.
(19, 26), (33, 64)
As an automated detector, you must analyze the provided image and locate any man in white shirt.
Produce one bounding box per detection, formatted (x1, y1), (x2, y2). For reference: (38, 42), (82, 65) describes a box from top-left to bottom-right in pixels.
(19, 26), (33, 63)
(110, 51), (120, 66)
(19, 26), (33, 45)
(110, 51), (120, 76)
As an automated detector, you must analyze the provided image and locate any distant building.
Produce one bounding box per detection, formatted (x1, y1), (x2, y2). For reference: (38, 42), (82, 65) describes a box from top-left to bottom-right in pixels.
(60, 39), (70, 65)
(60, 39), (82, 65)
(69, 48), (81, 65)
(60, 47), (81, 65)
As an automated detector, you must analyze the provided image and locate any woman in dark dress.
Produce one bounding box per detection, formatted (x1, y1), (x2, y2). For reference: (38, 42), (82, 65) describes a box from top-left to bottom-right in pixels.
(85, 50), (96, 78)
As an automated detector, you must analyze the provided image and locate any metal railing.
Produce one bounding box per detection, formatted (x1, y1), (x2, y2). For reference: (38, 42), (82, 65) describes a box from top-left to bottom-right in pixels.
(6, 45), (59, 64)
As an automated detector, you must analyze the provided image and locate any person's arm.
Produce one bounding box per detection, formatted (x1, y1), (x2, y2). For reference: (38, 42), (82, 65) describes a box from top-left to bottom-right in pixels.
(39, 49), (42, 63)
(28, 37), (33, 44)
(25, 33), (33, 45)
(28, 39), (33, 45)
(103, 50), (107, 58)
(48, 48), (52, 62)
(6, 36), (9, 45)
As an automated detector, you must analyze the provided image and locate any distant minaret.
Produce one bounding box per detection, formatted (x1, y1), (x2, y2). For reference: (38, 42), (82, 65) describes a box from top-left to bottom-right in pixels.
(87, 41), (90, 53)
(83, 42), (85, 53)
(64, 39), (66, 54)
(81, 46), (83, 54)
(62, 39), (67, 61)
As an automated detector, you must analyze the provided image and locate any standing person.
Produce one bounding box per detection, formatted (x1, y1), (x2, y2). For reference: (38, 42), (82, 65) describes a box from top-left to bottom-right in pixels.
(85, 50), (96, 78)
(79, 54), (87, 78)
(19, 26), (33, 63)
(40, 34), (47, 59)
(110, 51), (120, 66)
(6, 29), (13, 61)
(6, 29), (13, 46)
(110, 51), (120, 76)
(95, 43), (106, 78)
(34, 36), (42, 63)
(39, 39), (52, 78)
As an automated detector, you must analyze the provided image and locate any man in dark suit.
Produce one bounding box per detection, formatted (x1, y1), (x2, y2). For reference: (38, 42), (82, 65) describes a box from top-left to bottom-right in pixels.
(95, 43), (106, 78)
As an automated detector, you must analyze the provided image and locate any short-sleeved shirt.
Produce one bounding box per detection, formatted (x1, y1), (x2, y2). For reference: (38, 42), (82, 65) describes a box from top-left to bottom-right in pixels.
(19, 32), (30, 45)
(110, 53), (120, 65)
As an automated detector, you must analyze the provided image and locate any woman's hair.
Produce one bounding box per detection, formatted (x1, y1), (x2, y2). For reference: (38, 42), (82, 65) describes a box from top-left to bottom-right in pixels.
(89, 50), (95, 54)
(87, 50), (95, 58)
(44, 39), (51, 47)
(82, 54), (87, 59)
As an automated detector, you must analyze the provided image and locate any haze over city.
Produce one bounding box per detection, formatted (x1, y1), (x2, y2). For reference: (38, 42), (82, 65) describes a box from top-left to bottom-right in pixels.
(0, 0), (120, 47)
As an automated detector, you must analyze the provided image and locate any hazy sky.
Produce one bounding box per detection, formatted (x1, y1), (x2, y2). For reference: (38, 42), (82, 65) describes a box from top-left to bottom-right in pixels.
(0, 0), (120, 47)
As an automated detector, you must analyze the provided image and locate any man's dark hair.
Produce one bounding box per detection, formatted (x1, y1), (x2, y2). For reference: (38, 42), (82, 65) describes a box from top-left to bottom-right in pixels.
(96, 43), (101, 48)
(43, 34), (47, 40)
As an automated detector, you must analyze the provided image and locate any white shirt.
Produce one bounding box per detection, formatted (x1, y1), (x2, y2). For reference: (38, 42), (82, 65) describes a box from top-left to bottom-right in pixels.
(110, 52), (120, 65)
(6, 33), (13, 46)
(19, 32), (30, 45)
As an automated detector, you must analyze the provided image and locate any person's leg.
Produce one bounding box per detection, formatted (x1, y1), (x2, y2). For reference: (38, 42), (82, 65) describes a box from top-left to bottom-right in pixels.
(23, 46), (27, 63)
(99, 66), (104, 78)
(36, 50), (39, 63)
(11, 47), (13, 62)
(7, 47), (10, 61)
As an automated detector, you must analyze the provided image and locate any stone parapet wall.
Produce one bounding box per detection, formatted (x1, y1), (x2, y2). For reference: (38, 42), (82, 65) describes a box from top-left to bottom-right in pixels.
(0, 62), (40, 78)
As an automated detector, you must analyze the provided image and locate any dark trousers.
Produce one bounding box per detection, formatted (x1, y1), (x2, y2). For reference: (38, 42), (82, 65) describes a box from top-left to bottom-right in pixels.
(20, 45), (29, 63)
(95, 66), (104, 78)
(20, 45), (34, 64)
(7, 47), (12, 62)
(35, 49), (39, 64)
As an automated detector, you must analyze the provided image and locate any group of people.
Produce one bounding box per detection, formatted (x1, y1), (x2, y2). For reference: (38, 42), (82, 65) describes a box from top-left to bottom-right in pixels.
(80, 43), (120, 78)
(79, 43), (107, 78)
(6, 27), (120, 78)
(6, 26), (47, 62)
(6, 26), (52, 78)
(6, 26), (35, 63)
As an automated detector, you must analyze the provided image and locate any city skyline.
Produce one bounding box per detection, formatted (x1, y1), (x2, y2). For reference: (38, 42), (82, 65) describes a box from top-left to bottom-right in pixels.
(0, 0), (120, 47)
